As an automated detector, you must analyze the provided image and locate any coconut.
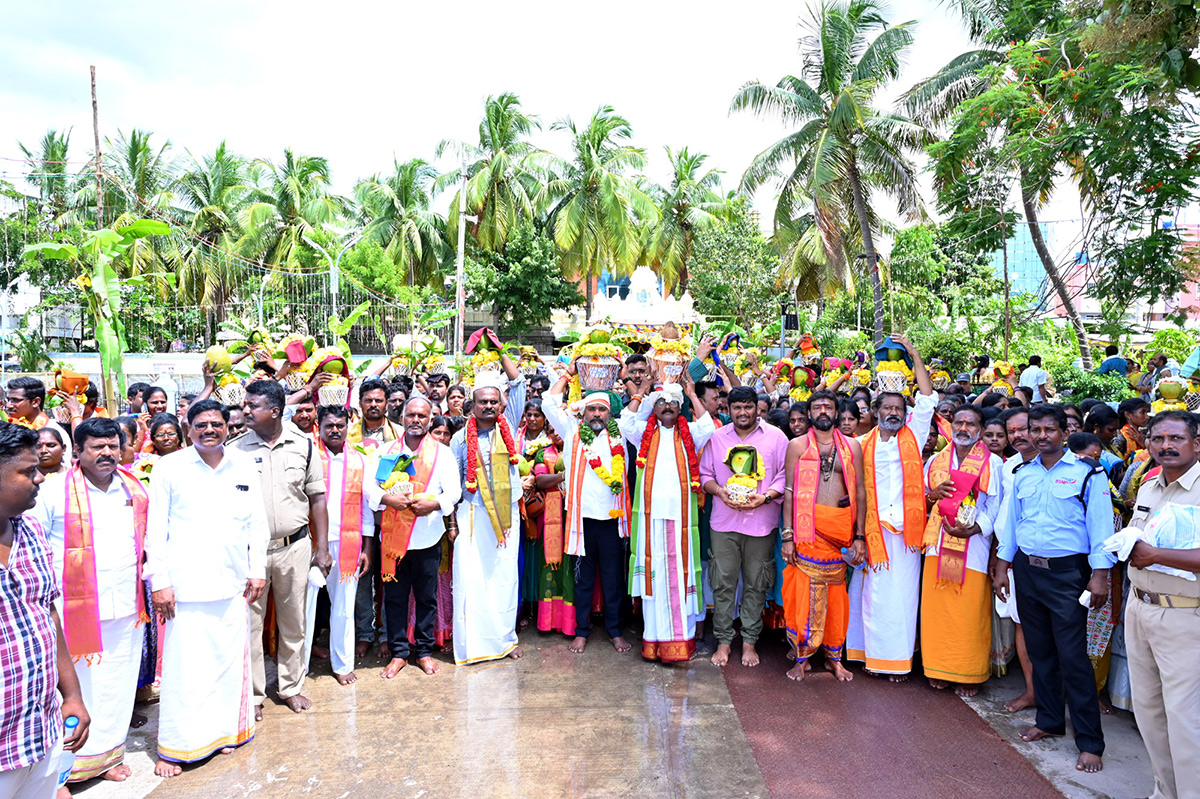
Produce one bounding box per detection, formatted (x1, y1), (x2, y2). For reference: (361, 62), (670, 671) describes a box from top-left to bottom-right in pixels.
(205, 345), (233, 375)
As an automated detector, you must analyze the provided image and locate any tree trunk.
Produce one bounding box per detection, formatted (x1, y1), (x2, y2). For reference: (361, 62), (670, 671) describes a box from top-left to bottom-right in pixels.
(847, 154), (884, 344)
(584, 272), (594, 322)
(1019, 171), (1092, 368)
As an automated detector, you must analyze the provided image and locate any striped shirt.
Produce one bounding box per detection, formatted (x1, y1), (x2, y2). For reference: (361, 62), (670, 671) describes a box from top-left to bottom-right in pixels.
(0, 515), (61, 772)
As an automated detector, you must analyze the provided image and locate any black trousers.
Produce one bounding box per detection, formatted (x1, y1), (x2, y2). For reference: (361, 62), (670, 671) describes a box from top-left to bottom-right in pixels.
(382, 539), (441, 660)
(574, 517), (625, 639)
(1013, 551), (1105, 755)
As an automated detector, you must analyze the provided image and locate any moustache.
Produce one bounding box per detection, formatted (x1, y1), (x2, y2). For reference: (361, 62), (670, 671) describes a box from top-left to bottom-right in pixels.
(1159, 449), (1181, 457)
(96, 457), (116, 465)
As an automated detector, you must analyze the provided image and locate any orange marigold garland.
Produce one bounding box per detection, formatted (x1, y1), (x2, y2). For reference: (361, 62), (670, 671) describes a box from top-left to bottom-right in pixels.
(636, 415), (702, 494)
(464, 414), (520, 493)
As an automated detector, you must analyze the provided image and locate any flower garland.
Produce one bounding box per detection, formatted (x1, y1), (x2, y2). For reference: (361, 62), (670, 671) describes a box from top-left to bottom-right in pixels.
(649, 335), (691, 355)
(636, 415), (702, 493)
(464, 414), (520, 493)
(734, 348), (761, 377)
(578, 418), (625, 495)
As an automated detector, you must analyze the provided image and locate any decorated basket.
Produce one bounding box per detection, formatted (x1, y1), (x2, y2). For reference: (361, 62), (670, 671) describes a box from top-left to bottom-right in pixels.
(930, 370), (951, 391)
(990, 382), (1014, 397)
(956, 499), (978, 528)
(423, 355), (448, 375)
(317, 384), (350, 407)
(877, 371), (910, 394)
(850, 369), (872, 389)
(285, 372), (309, 391)
(649, 350), (689, 384)
(215, 383), (246, 407)
(384, 477), (413, 497)
(726, 481), (754, 506)
(577, 356), (622, 392)
(1186, 389), (1200, 411)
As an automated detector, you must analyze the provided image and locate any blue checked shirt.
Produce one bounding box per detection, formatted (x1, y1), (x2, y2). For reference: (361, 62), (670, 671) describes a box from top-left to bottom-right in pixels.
(997, 450), (1116, 569)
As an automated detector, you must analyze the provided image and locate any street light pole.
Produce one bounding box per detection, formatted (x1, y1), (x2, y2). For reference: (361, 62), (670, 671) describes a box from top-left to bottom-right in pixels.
(302, 233), (361, 322)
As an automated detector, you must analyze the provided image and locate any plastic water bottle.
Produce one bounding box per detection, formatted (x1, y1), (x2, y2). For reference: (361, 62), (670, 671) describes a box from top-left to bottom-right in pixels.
(56, 716), (79, 786)
(841, 547), (865, 569)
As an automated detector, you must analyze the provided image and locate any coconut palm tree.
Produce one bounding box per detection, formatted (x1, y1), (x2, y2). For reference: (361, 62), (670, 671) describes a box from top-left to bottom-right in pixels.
(238, 149), (345, 268)
(644, 146), (732, 295)
(544, 105), (657, 319)
(435, 93), (548, 253)
(175, 142), (251, 313)
(731, 0), (933, 343)
(18, 129), (73, 224)
(355, 158), (447, 288)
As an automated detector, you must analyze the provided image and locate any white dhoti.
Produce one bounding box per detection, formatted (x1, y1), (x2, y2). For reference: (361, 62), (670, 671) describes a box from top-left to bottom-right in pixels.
(846, 531), (921, 674)
(452, 502), (519, 665)
(157, 598), (255, 763)
(69, 615), (142, 781)
(635, 519), (700, 660)
(304, 540), (359, 675)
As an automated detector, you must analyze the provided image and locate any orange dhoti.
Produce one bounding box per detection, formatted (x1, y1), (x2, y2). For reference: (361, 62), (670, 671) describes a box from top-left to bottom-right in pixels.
(919, 559), (991, 684)
(783, 505), (853, 663)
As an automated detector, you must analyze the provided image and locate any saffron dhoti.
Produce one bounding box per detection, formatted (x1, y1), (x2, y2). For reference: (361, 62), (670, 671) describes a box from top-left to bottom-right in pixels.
(920, 562), (991, 684)
(783, 505), (853, 662)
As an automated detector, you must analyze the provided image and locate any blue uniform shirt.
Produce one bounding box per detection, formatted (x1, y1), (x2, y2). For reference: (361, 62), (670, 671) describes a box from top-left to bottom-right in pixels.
(998, 449), (1116, 569)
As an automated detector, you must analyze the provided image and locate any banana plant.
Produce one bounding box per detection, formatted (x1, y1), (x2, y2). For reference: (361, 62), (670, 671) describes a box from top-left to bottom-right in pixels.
(23, 219), (173, 410)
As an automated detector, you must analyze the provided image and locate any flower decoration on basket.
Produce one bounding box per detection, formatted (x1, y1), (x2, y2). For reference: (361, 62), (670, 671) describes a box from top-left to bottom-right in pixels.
(578, 418), (625, 508)
(700, 332), (740, 382)
(990, 361), (1015, 396)
(574, 326), (626, 392)
(1152, 376), (1190, 414)
(823, 357), (853, 392)
(49, 367), (89, 404)
(733, 348), (762, 379)
(274, 333), (318, 368)
(465, 327), (505, 379)
(850, 368), (873, 389)
(798, 333), (822, 367)
(517, 346), (543, 377)
(723, 445), (764, 507)
(1186, 381), (1200, 411)
(955, 494), (978, 528)
(789, 367), (816, 402)
(929, 359), (952, 391)
(876, 360), (914, 395)
(771, 357), (795, 384)
(648, 334), (692, 385)
(298, 347), (350, 406)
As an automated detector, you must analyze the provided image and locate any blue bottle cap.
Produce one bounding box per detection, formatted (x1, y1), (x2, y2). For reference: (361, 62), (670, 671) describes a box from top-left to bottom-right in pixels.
(63, 716), (79, 730)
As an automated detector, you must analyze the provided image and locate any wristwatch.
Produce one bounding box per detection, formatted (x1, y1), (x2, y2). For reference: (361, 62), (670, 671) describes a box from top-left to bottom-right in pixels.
(853, 534), (866, 542)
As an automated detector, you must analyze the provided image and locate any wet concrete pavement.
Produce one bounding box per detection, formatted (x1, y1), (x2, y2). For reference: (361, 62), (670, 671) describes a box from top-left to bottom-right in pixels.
(72, 627), (1152, 799)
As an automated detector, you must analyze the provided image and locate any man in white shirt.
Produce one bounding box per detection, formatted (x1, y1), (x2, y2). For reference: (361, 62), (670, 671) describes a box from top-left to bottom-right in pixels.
(309, 405), (379, 685)
(1018, 355), (1053, 402)
(545, 365), (630, 655)
(145, 399), (269, 779)
(847, 334), (935, 680)
(33, 417), (147, 787)
(377, 396), (460, 678)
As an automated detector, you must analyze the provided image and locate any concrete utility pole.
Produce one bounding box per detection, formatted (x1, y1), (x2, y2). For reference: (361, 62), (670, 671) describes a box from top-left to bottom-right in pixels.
(454, 155), (467, 355)
(90, 66), (102, 227)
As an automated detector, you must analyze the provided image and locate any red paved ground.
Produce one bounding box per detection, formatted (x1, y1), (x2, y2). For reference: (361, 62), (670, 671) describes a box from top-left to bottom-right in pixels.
(722, 636), (1063, 799)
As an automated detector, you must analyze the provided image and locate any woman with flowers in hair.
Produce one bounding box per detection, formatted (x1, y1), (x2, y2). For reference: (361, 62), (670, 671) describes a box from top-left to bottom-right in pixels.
(619, 373), (716, 662)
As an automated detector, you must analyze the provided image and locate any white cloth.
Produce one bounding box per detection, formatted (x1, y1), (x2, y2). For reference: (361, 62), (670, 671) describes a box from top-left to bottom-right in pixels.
(68, 615), (140, 780)
(635, 519), (704, 645)
(452, 502), (519, 665)
(618, 407), (716, 522)
(0, 739), (60, 799)
(922, 448), (1003, 575)
(1104, 507), (1200, 581)
(1018, 365), (1048, 401)
(544, 392), (621, 520)
(157, 598), (255, 763)
(994, 567), (1021, 624)
(32, 473), (139, 620)
(370, 437), (459, 551)
(873, 392), (937, 532)
(144, 447), (270, 602)
(846, 535), (922, 673)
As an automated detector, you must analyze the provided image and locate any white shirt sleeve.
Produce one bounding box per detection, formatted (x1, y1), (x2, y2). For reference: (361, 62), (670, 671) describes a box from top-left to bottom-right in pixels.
(145, 463), (173, 592)
(433, 444), (462, 517)
(688, 412), (717, 452)
(243, 460), (270, 581)
(907, 392), (938, 449)
(542, 392), (575, 441)
(618, 404), (644, 446)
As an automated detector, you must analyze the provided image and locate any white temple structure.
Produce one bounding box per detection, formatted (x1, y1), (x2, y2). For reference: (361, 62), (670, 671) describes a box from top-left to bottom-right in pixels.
(552, 266), (702, 335)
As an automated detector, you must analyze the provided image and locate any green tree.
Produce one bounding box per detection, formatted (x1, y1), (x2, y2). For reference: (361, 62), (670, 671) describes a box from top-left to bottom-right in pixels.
(18, 129), (73, 224)
(354, 158), (447, 288)
(436, 93), (547, 253)
(464, 224), (582, 340)
(544, 105), (657, 320)
(175, 141), (250, 313)
(731, 0), (932, 343)
(688, 201), (781, 331)
(644, 147), (731, 295)
(239, 149), (345, 268)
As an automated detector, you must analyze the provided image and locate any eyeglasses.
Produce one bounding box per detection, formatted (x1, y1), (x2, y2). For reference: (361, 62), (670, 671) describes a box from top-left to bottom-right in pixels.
(191, 421), (225, 431)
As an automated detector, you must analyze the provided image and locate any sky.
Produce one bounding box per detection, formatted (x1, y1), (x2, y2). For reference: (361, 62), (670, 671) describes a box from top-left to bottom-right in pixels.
(0, 0), (977, 221)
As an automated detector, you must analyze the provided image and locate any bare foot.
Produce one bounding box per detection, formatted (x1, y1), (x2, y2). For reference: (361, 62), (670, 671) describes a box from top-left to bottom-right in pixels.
(283, 694), (312, 713)
(381, 658), (407, 679)
(1005, 692), (1036, 713)
(335, 671), (357, 685)
(568, 637), (588, 654)
(311, 645), (330, 660)
(889, 673), (910, 683)
(355, 640), (370, 659)
(1099, 696), (1114, 715)
(57, 787), (70, 799)
(741, 642), (761, 667)
(1077, 752), (1104, 773)
(254, 705), (263, 722)
(825, 659), (854, 682)
(612, 636), (632, 653)
(417, 656), (441, 675)
(711, 643), (731, 667)
(508, 646), (523, 659)
(129, 712), (148, 729)
(955, 684), (980, 698)
(518, 617), (530, 630)
(377, 641), (391, 660)
(929, 678), (950, 690)
(154, 759), (183, 778)
(219, 747), (235, 755)
(786, 662), (807, 682)
(1019, 725), (1064, 743)
(103, 764), (132, 781)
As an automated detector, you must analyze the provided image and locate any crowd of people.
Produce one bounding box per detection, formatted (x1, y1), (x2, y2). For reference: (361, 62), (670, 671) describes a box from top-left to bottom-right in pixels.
(0, 329), (1197, 799)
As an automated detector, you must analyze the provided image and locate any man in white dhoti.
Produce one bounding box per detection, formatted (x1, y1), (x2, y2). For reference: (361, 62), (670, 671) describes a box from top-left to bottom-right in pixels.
(620, 380), (716, 662)
(306, 405), (378, 685)
(32, 418), (148, 788)
(145, 399), (268, 778)
(846, 334), (935, 681)
(449, 369), (526, 665)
